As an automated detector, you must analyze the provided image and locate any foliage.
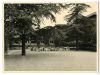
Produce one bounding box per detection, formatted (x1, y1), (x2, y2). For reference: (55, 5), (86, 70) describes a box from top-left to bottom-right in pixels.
(64, 3), (96, 50)
(4, 3), (68, 55)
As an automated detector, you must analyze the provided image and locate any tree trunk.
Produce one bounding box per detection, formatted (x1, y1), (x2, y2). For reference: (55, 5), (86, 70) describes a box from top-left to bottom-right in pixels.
(36, 35), (40, 48)
(22, 34), (26, 56)
(29, 37), (31, 47)
(37, 40), (40, 48)
(4, 38), (8, 55)
(76, 36), (79, 50)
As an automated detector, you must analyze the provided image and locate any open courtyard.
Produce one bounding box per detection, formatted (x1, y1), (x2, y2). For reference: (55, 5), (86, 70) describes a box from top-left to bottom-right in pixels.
(4, 50), (97, 71)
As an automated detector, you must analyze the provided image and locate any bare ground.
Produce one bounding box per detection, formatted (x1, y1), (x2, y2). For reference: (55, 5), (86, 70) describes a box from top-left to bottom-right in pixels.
(4, 50), (97, 71)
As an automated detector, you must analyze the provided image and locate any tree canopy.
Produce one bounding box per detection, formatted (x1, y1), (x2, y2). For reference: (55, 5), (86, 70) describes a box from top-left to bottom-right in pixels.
(4, 3), (68, 55)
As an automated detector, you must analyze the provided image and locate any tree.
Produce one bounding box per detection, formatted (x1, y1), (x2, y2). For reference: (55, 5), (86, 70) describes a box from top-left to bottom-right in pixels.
(39, 25), (67, 47)
(4, 4), (68, 55)
(64, 3), (91, 50)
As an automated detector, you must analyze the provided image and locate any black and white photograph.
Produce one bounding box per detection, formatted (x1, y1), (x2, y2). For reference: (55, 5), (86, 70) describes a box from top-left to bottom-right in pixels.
(4, 2), (98, 71)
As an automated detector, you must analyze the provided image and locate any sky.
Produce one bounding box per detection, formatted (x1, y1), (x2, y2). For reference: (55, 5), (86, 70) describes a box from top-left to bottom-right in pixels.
(40, 2), (98, 28)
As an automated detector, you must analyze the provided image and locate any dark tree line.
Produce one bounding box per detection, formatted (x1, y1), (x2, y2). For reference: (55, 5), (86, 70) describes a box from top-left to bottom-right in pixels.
(33, 16), (96, 51)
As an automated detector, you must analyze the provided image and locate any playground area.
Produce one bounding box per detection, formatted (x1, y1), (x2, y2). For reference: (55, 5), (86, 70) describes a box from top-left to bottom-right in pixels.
(4, 49), (97, 71)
